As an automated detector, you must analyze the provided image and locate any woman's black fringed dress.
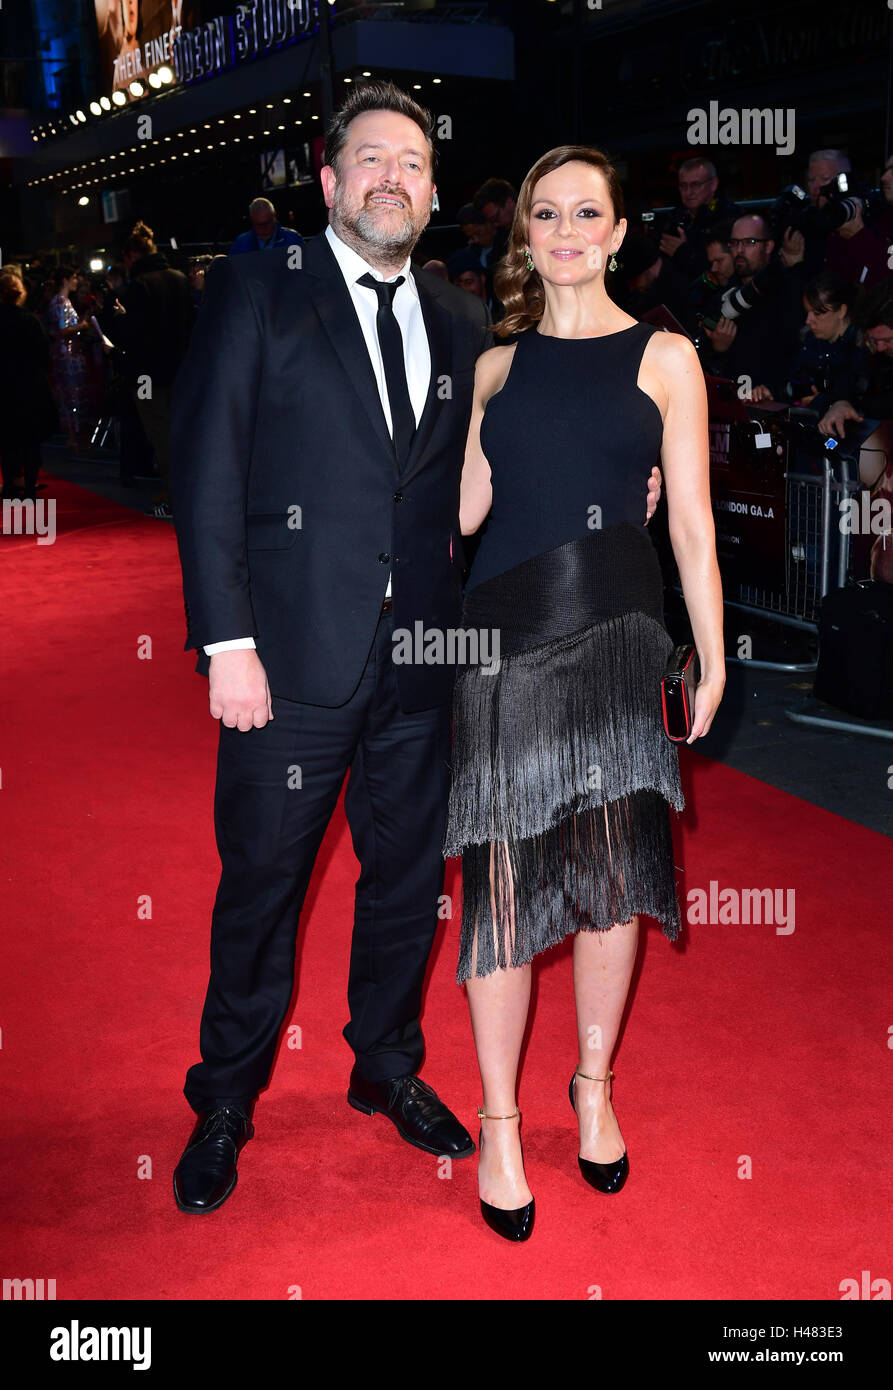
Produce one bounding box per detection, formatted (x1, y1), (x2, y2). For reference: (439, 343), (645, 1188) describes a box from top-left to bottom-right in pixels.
(444, 323), (686, 983)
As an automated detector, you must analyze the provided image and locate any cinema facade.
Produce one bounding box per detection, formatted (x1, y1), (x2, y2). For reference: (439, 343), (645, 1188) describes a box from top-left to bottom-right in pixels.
(14, 1), (514, 260)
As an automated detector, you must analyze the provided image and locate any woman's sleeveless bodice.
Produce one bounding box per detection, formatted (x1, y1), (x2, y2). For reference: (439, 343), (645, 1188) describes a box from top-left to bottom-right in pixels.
(468, 322), (664, 590)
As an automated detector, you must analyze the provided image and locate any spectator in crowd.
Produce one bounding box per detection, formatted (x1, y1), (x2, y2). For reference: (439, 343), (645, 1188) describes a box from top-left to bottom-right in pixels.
(110, 220), (195, 520)
(76, 272), (108, 420)
(44, 265), (91, 454)
(94, 262), (155, 488)
(609, 232), (690, 323)
(751, 271), (865, 408)
(2, 262), (26, 291)
(782, 148), (855, 278)
(823, 192), (890, 289)
(473, 177), (517, 320)
(807, 148), (850, 208)
(685, 219), (736, 328)
(704, 223), (736, 287)
(876, 151), (893, 242)
(96, 262), (126, 329)
(457, 202), (497, 257)
(0, 270), (58, 499)
(657, 157), (739, 279)
(818, 280), (893, 437)
(187, 255), (213, 309)
(420, 258), (449, 280)
(446, 247), (489, 305)
(455, 203), (499, 315)
(699, 213), (806, 398)
(473, 177), (516, 262)
(228, 197), (303, 255)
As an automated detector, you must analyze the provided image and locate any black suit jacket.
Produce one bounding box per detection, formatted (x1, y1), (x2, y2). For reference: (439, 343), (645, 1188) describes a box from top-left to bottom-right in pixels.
(169, 233), (491, 711)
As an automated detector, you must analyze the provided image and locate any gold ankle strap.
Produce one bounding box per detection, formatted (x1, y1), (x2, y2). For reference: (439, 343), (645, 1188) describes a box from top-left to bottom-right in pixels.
(574, 1069), (614, 1083)
(477, 1106), (520, 1119)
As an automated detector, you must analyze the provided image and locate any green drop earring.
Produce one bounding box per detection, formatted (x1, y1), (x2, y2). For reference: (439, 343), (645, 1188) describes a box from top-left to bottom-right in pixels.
(608, 252), (618, 272)
(525, 248), (534, 272)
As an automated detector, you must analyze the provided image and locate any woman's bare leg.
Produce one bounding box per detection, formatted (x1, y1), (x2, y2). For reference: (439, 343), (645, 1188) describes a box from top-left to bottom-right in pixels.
(571, 917), (638, 1161)
(463, 841), (532, 1210)
(465, 961), (533, 1209)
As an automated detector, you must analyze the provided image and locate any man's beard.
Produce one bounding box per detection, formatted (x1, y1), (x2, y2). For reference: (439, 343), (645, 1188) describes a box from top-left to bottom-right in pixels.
(333, 185), (430, 261)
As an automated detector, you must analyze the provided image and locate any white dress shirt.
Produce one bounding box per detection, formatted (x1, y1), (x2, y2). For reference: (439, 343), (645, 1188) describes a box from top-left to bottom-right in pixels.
(204, 223), (432, 656)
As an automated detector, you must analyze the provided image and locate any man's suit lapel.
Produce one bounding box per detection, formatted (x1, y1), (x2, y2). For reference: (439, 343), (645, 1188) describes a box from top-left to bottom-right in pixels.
(302, 235), (395, 464)
(301, 235), (455, 486)
(398, 271), (452, 488)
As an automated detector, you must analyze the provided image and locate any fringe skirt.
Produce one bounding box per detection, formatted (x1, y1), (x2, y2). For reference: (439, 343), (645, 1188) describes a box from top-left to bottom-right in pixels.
(444, 523), (685, 982)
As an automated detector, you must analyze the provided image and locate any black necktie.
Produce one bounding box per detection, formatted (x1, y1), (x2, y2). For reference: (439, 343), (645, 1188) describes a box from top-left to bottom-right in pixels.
(357, 272), (416, 467)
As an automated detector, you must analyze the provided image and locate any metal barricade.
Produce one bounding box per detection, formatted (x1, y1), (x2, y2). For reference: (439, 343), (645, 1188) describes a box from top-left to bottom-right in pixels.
(719, 413), (864, 672)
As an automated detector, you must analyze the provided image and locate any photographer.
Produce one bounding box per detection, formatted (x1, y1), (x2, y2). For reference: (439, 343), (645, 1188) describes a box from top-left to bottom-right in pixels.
(773, 149), (889, 286)
(609, 233), (691, 322)
(699, 213), (805, 399)
(818, 280), (893, 438)
(686, 220), (736, 329)
(824, 196), (889, 290)
(656, 157), (739, 280)
(749, 271), (865, 408)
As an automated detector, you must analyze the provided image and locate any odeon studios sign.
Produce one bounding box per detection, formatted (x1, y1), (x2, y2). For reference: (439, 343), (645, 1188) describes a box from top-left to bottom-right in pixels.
(172, 0), (315, 85)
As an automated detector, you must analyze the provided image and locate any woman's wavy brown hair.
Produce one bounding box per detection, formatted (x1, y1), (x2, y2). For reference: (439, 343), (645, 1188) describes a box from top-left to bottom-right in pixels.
(494, 146), (625, 339)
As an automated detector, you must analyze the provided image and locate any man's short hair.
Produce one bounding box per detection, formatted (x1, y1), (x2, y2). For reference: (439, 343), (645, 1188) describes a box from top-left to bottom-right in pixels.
(473, 178), (516, 214)
(447, 248), (486, 280)
(808, 149), (851, 173)
(705, 219), (735, 248)
(324, 79), (436, 176)
(732, 212), (772, 240)
(249, 198), (275, 217)
(679, 156), (717, 180)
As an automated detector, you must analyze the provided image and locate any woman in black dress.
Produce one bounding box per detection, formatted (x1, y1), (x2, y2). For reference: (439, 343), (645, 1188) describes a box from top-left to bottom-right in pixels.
(444, 147), (725, 1241)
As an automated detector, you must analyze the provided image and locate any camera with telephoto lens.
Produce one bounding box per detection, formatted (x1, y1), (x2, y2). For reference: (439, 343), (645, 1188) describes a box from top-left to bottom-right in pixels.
(771, 174), (866, 240)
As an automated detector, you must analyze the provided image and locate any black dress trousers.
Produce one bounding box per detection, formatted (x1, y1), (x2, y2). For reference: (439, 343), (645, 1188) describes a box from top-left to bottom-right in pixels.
(183, 609), (452, 1113)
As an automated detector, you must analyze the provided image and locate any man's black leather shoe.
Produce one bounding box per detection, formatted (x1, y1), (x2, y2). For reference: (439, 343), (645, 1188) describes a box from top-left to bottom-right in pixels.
(173, 1104), (254, 1213)
(347, 1069), (475, 1158)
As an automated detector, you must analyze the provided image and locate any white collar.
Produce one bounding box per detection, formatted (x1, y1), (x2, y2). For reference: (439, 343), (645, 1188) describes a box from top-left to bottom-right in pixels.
(325, 223), (416, 296)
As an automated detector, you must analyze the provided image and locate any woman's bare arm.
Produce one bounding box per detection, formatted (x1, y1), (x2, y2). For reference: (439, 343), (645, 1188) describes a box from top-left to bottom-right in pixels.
(458, 344), (515, 536)
(650, 332), (725, 742)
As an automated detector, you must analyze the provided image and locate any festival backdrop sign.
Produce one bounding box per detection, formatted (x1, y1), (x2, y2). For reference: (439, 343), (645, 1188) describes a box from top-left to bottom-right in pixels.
(172, 0), (315, 85)
(94, 0), (198, 94)
(93, 0), (315, 96)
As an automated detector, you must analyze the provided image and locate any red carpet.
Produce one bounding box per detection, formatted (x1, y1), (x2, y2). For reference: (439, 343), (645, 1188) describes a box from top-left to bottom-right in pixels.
(2, 475), (891, 1300)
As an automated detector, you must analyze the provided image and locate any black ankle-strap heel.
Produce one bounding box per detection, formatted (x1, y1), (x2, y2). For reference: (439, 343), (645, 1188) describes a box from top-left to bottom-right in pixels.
(569, 1070), (629, 1194)
(476, 1106), (535, 1242)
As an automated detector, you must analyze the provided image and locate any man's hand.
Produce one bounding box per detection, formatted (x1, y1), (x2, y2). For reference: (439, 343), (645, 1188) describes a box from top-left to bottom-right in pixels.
(779, 227), (805, 267)
(836, 201), (864, 239)
(750, 384), (774, 402)
(659, 224), (686, 258)
(704, 317), (737, 353)
(208, 648), (274, 730)
(818, 399), (864, 438)
(645, 464), (662, 523)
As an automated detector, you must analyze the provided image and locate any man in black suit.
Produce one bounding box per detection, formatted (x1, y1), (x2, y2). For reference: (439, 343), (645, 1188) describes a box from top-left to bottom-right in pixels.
(169, 82), (490, 1213)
